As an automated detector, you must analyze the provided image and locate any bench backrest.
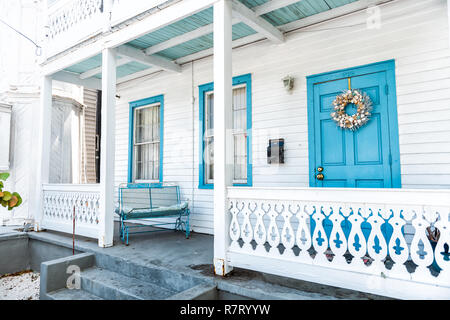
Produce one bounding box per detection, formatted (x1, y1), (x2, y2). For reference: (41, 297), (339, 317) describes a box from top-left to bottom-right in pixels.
(118, 183), (180, 211)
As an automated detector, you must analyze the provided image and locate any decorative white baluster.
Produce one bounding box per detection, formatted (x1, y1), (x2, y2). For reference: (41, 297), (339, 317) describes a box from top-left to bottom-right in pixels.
(280, 203), (297, 258)
(266, 203), (281, 255)
(328, 205), (348, 266)
(240, 202), (255, 253)
(434, 207), (450, 282)
(229, 200), (241, 251)
(295, 204), (313, 262)
(253, 201), (268, 255)
(388, 208), (409, 279)
(367, 207), (388, 274)
(347, 207), (367, 269)
(410, 209), (435, 282)
(311, 205), (329, 264)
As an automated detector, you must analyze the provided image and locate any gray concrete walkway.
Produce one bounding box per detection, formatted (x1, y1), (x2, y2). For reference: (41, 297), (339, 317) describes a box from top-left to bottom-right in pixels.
(3, 223), (391, 300)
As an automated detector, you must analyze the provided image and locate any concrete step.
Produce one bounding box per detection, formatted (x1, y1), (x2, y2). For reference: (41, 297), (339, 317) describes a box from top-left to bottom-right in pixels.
(216, 278), (339, 300)
(47, 288), (104, 300)
(80, 267), (177, 300)
(94, 251), (206, 294)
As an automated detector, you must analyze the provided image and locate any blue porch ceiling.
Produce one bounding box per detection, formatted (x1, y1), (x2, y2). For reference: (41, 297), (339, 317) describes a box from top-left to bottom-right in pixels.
(63, 0), (358, 79)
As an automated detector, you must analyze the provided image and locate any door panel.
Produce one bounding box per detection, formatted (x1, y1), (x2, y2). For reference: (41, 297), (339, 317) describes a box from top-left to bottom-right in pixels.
(310, 68), (396, 188)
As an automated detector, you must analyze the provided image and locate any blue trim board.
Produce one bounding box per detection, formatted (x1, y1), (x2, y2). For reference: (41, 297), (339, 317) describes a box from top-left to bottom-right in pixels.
(306, 60), (401, 188)
(128, 94), (164, 184)
(198, 74), (253, 189)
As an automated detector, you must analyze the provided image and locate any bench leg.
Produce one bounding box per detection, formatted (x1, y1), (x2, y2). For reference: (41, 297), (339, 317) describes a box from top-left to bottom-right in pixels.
(185, 210), (190, 239)
(119, 217), (124, 240)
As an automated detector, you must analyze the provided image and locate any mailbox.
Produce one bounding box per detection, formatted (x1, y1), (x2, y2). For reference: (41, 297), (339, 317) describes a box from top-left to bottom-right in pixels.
(267, 139), (284, 164)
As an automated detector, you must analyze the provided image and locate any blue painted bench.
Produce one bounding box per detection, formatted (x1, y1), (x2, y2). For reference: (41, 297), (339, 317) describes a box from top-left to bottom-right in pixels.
(116, 183), (190, 245)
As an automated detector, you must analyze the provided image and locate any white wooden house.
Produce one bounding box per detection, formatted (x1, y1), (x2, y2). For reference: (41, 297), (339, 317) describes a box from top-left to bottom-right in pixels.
(32, 0), (450, 299)
(0, 0), (98, 224)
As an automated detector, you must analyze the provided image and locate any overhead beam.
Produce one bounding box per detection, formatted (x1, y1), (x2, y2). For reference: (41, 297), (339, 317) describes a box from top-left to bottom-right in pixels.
(231, 0), (284, 43)
(79, 57), (132, 79)
(175, 33), (263, 65)
(117, 67), (163, 85)
(145, 18), (240, 55)
(253, 0), (305, 16)
(278, 0), (393, 32)
(52, 71), (102, 90)
(115, 45), (181, 73)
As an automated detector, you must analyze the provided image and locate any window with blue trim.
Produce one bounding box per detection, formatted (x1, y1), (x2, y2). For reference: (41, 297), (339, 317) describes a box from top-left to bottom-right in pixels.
(199, 74), (252, 189)
(128, 95), (164, 183)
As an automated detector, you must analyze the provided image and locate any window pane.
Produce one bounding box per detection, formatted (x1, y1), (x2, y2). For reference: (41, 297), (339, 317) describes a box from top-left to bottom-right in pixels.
(205, 136), (214, 183)
(135, 107), (150, 143)
(153, 142), (160, 180)
(233, 87), (246, 131)
(153, 106), (160, 141)
(206, 93), (214, 132)
(135, 105), (160, 143)
(234, 134), (247, 181)
(134, 143), (160, 181)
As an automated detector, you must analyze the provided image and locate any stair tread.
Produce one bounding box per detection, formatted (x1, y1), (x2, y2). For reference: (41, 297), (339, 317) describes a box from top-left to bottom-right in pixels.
(217, 278), (340, 300)
(81, 267), (177, 300)
(48, 288), (104, 300)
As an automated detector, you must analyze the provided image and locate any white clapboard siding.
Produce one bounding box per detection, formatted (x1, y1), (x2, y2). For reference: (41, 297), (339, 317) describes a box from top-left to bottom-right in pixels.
(82, 88), (98, 184)
(114, 0), (450, 235)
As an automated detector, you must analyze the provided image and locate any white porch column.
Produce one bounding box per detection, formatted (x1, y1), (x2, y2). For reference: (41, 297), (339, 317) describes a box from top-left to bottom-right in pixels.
(213, 0), (234, 276)
(98, 48), (116, 248)
(34, 75), (52, 231)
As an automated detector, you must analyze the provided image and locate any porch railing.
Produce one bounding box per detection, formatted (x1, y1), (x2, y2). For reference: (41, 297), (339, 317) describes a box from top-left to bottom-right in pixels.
(46, 0), (104, 57)
(227, 187), (450, 299)
(44, 0), (174, 58)
(42, 184), (101, 239)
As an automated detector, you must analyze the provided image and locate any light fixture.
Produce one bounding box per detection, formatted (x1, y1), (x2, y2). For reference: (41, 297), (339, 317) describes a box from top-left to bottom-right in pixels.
(282, 76), (295, 93)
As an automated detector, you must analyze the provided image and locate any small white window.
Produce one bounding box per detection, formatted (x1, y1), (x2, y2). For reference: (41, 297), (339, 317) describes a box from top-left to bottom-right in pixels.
(133, 103), (160, 182)
(0, 104), (11, 171)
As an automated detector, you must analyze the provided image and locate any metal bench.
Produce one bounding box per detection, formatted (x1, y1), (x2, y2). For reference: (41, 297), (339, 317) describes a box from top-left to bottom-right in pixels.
(116, 183), (190, 245)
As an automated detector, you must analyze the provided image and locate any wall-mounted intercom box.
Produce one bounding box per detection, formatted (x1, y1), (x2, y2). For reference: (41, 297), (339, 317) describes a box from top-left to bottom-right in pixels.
(267, 138), (284, 164)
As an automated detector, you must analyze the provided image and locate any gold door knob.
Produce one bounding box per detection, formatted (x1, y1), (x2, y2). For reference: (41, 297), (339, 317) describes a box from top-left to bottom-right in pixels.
(317, 167), (324, 172)
(316, 173), (324, 181)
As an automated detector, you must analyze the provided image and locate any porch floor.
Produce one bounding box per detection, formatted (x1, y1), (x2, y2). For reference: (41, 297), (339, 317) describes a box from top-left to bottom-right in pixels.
(5, 223), (391, 300)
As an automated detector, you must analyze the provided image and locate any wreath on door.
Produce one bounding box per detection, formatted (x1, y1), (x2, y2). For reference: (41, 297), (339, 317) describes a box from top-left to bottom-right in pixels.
(331, 89), (372, 131)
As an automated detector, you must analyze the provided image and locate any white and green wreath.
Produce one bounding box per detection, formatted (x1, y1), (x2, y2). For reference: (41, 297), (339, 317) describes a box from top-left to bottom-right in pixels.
(331, 89), (372, 131)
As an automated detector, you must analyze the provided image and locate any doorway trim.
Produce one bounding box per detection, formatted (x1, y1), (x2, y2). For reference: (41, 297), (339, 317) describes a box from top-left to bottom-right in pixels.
(306, 60), (401, 188)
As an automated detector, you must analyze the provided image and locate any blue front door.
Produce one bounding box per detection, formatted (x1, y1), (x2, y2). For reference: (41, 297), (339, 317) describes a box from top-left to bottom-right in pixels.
(307, 61), (401, 188)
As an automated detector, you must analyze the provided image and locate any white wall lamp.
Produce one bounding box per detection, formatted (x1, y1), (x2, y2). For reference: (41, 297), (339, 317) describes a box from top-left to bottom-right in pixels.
(282, 76), (295, 93)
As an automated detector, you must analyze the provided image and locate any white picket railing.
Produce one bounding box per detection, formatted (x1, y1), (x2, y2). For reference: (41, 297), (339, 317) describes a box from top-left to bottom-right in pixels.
(45, 0), (104, 57)
(227, 187), (450, 299)
(42, 184), (101, 239)
(44, 0), (175, 58)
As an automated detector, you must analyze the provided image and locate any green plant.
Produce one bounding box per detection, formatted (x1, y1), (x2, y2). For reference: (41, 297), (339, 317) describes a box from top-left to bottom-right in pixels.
(0, 173), (22, 211)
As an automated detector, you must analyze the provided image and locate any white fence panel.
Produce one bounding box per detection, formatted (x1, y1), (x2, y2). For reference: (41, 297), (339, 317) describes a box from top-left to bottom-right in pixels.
(46, 0), (104, 57)
(42, 184), (101, 239)
(227, 187), (450, 299)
